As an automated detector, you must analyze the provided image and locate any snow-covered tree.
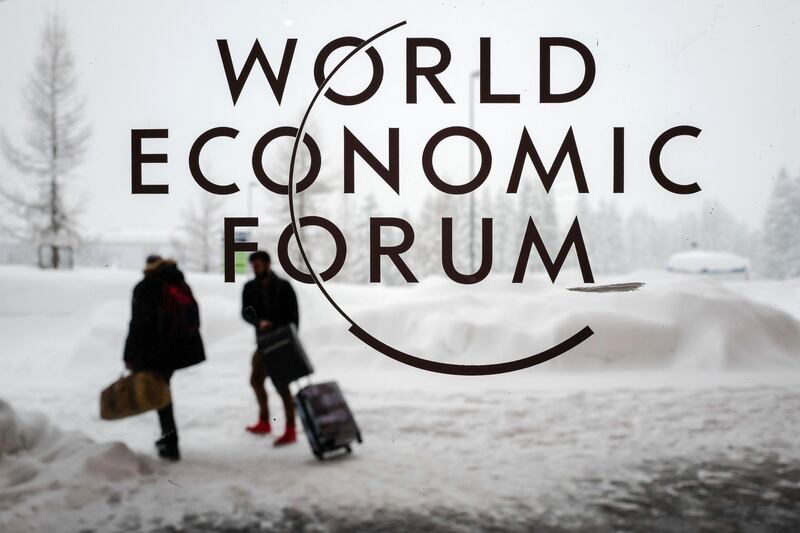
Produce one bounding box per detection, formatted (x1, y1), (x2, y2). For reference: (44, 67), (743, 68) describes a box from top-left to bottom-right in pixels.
(760, 169), (800, 278)
(0, 14), (91, 268)
(577, 199), (626, 275)
(624, 208), (668, 269)
(412, 192), (446, 278)
(346, 193), (379, 283)
(484, 189), (509, 273)
(514, 183), (559, 274)
(695, 200), (753, 257)
(258, 120), (336, 277)
(172, 194), (223, 273)
(444, 192), (474, 277)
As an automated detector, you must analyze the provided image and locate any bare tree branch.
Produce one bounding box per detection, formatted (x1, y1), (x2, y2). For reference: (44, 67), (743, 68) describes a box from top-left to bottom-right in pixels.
(0, 13), (91, 268)
(172, 194), (224, 273)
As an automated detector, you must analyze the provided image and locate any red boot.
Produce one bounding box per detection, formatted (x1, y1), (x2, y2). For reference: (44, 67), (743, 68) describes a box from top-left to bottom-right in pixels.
(246, 418), (271, 435)
(273, 425), (297, 446)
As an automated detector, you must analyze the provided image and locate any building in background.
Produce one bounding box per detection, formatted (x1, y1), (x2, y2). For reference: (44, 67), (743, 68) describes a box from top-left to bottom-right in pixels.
(0, 229), (176, 270)
(78, 229), (177, 269)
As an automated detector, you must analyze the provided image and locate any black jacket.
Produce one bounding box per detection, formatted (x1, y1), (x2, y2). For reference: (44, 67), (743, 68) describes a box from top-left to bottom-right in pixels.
(123, 261), (206, 373)
(241, 272), (299, 336)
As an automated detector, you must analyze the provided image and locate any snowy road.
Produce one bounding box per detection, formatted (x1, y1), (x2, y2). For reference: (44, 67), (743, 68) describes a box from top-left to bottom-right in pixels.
(3, 376), (800, 532)
(1, 267), (800, 531)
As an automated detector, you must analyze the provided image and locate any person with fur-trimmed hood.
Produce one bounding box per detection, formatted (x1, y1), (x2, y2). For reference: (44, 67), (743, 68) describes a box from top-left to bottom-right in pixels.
(124, 255), (205, 460)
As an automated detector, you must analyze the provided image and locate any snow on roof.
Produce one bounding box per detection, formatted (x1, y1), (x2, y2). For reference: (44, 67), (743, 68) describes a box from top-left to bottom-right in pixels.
(667, 249), (750, 274)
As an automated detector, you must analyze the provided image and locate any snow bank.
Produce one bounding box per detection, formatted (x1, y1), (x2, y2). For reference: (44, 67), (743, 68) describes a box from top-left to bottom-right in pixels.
(0, 399), (25, 455)
(309, 271), (800, 372)
(0, 266), (798, 379)
(0, 397), (155, 532)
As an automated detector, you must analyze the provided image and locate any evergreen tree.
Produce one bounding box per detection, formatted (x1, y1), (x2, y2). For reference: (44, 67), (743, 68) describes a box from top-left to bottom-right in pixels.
(413, 192), (445, 278)
(347, 193), (378, 283)
(489, 188), (515, 273)
(585, 200), (626, 274)
(447, 193), (474, 276)
(625, 208), (667, 269)
(172, 194), (223, 273)
(335, 193), (360, 282)
(761, 169), (800, 278)
(697, 200), (752, 257)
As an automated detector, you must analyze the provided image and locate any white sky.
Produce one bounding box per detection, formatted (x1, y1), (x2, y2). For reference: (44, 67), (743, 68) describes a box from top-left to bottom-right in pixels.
(0, 0), (798, 236)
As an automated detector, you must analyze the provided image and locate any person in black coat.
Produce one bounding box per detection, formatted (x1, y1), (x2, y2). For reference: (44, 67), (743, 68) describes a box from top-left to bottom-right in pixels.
(124, 255), (205, 460)
(242, 250), (300, 446)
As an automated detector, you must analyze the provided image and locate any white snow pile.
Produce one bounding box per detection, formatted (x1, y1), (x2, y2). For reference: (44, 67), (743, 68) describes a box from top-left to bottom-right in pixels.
(313, 272), (800, 372)
(0, 397), (154, 532)
(0, 265), (798, 378)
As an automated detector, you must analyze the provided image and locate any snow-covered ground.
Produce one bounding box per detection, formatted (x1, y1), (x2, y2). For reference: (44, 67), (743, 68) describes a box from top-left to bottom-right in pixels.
(1, 265), (799, 532)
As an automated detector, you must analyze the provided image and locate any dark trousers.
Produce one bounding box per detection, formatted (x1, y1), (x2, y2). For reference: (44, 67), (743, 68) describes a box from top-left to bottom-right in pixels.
(250, 351), (295, 426)
(157, 370), (177, 439)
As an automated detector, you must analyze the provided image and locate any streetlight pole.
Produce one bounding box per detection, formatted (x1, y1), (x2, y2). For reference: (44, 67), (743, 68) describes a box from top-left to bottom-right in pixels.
(468, 70), (480, 273)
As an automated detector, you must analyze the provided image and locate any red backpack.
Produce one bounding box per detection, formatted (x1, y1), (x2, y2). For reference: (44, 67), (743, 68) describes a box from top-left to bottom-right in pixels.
(160, 282), (200, 341)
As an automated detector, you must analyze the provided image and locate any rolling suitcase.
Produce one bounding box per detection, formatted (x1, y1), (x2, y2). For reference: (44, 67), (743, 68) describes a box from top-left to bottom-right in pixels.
(257, 324), (314, 387)
(295, 381), (362, 460)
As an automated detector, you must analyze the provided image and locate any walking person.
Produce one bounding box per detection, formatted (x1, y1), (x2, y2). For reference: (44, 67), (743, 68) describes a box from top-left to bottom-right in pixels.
(242, 250), (299, 446)
(123, 255), (205, 460)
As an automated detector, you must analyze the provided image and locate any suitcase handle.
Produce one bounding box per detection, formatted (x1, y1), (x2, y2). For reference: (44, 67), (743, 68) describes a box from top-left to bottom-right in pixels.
(291, 375), (312, 395)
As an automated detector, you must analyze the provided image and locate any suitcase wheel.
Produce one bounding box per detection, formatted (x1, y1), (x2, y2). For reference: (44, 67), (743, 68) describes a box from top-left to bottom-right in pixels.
(356, 431), (363, 444)
(345, 445), (352, 454)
